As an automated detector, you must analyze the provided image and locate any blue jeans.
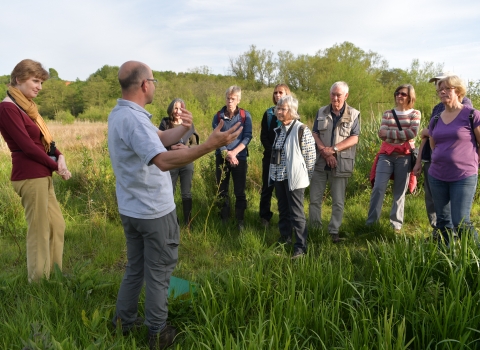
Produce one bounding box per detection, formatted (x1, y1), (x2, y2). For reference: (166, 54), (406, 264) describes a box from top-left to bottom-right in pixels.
(428, 174), (478, 243)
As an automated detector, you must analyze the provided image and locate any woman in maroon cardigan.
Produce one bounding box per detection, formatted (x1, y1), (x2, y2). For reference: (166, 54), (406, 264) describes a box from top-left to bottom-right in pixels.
(0, 59), (71, 282)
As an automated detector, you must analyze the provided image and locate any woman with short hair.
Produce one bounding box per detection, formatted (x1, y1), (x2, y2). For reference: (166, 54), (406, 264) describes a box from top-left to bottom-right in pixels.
(428, 76), (480, 244)
(269, 95), (316, 259)
(0, 59), (71, 282)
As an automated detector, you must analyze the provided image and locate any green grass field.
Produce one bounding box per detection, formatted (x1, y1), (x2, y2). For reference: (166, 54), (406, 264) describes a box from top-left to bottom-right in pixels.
(1, 114), (480, 349)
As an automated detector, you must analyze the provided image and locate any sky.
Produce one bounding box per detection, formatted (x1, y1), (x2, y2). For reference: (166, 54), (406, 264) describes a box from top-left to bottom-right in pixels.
(2, 0), (480, 83)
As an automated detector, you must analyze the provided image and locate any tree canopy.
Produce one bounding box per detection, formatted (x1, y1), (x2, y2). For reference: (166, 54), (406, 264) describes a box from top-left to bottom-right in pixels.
(0, 42), (477, 123)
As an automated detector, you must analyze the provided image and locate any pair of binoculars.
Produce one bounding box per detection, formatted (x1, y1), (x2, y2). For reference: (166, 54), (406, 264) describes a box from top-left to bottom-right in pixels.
(270, 149), (282, 165)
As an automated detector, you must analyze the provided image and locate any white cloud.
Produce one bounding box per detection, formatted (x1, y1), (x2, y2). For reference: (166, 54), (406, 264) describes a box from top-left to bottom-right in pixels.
(1, 0), (480, 81)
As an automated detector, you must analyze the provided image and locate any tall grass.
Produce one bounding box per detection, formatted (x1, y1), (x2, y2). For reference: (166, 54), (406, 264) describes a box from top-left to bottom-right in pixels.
(1, 110), (480, 349)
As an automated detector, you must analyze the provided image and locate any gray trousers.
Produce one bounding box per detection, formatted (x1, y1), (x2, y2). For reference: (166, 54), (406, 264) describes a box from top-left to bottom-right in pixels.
(422, 161), (437, 228)
(309, 168), (348, 235)
(275, 180), (308, 254)
(169, 163), (194, 199)
(366, 154), (410, 230)
(113, 210), (179, 332)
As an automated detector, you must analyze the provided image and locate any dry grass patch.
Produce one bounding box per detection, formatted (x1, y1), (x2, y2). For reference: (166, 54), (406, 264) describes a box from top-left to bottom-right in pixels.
(0, 121), (108, 154)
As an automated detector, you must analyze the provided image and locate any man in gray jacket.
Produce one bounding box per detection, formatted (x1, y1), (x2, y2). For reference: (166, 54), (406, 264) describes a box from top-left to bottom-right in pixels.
(309, 81), (360, 243)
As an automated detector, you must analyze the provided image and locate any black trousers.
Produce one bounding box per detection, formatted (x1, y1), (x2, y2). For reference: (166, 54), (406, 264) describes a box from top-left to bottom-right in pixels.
(215, 154), (248, 211)
(259, 154), (275, 221)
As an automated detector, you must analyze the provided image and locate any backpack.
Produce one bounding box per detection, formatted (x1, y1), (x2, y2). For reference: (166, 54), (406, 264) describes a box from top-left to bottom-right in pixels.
(298, 124), (306, 147)
(266, 107), (275, 129)
(217, 108), (246, 124)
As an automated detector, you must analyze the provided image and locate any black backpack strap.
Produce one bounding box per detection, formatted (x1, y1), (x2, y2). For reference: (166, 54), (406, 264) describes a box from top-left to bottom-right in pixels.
(298, 124), (306, 149)
(469, 109), (478, 150)
(391, 109), (402, 131)
(469, 109), (475, 131)
(432, 115), (440, 131)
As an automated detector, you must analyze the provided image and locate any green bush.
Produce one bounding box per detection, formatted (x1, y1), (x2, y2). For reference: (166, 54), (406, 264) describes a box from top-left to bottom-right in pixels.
(55, 110), (75, 124)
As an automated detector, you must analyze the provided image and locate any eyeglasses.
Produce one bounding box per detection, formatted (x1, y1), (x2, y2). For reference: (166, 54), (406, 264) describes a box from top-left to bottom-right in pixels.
(395, 91), (408, 97)
(275, 107), (289, 112)
(141, 78), (158, 87)
(436, 87), (455, 93)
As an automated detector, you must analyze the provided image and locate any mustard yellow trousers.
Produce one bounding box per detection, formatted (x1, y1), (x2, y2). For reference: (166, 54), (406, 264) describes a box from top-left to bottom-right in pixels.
(12, 177), (65, 282)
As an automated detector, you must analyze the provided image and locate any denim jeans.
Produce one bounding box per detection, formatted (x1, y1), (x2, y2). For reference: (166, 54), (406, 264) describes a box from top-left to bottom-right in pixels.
(428, 173), (478, 243)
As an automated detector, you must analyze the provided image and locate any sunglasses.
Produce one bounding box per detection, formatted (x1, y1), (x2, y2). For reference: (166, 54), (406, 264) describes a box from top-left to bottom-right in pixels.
(395, 91), (408, 97)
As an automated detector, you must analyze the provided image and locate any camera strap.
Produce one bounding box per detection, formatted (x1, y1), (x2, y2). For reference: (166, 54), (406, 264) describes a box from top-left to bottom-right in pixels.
(275, 119), (297, 150)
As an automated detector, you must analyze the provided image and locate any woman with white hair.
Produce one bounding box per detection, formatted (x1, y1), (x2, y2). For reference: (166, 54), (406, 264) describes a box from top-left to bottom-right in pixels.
(269, 95), (316, 259)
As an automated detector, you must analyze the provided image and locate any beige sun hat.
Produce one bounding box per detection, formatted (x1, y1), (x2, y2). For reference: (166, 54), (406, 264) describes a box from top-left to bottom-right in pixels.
(428, 71), (454, 83)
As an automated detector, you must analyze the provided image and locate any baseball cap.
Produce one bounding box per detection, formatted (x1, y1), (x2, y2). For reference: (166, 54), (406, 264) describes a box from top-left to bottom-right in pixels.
(428, 71), (454, 83)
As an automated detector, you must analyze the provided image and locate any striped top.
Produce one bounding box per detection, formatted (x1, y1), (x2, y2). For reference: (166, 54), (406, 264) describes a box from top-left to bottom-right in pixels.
(378, 109), (421, 144)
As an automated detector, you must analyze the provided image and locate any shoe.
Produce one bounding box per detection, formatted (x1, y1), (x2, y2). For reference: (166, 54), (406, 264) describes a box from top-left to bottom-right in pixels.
(237, 220), (245, 232)
(111, 317), (144, 336)
(261, 218), (269, 228)
(291, 250), (305, 260)
(331, 234), (345, 243)
(148, 325), (177, 350)
(277, 235), (292, 245)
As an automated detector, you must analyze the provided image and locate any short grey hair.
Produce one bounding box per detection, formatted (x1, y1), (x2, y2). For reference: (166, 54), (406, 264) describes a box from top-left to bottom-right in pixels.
(225, 85), (242, 99)
(330, 81), (349, 94)
(277, 95), (300, 120)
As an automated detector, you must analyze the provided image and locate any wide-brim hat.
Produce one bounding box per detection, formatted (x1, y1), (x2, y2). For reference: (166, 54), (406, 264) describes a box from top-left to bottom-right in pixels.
(428, 71), (454, 83)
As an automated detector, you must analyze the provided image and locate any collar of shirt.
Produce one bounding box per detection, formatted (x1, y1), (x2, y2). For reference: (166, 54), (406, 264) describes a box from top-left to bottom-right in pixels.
(223, 107), (239, 120)
(117, 98), (153, 119)
(330, 103), (346, 120)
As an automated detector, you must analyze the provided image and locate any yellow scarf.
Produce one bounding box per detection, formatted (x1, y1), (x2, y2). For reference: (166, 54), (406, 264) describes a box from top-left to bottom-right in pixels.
(7, 86), (53, 152)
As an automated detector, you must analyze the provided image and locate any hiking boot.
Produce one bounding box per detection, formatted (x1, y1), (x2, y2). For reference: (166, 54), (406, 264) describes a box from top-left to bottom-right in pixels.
(291, 250), (305, 260)
(148, 325), (177, 350)
(331, 234), (345, 244)
(261, 218), (269, 228)
(277, 235), (292, 245)
(237, 220), (245, 232)
(111, 317), (144, 336)
(182, 198), (192, 228)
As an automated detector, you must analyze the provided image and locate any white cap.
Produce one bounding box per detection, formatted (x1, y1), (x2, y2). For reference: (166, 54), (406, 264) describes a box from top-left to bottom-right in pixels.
(428, 71), (454, 83)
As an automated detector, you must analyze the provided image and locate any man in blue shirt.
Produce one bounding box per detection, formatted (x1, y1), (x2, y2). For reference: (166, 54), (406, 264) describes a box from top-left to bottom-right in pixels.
(108, 61), (242, 349)
(212, 86), (253, 229)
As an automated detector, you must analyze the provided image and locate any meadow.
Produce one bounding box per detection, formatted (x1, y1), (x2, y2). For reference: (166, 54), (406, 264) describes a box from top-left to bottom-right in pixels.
(1, 102), (480, 350)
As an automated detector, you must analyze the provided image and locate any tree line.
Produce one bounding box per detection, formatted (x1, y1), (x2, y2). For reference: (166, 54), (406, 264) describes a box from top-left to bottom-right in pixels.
(1, 42), (479, 124)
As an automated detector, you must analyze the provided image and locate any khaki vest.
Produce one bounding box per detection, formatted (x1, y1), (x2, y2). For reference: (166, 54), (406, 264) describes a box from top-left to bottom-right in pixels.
(315, 104), (360, 177)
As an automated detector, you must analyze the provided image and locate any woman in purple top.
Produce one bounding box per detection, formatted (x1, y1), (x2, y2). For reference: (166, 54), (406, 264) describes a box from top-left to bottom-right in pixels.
(428, 75), (480, 245)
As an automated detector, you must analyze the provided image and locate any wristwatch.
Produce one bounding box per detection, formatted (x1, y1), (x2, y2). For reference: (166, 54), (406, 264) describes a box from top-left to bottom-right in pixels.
(333, 146), (339, 153)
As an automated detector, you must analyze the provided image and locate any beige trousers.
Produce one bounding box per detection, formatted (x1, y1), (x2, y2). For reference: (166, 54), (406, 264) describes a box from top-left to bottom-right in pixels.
(12, 177), (65, 282)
